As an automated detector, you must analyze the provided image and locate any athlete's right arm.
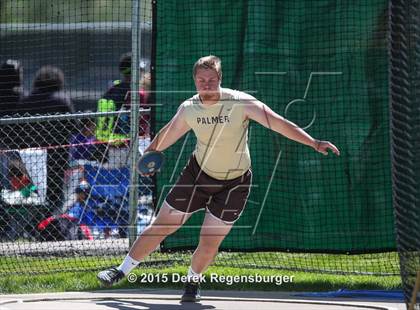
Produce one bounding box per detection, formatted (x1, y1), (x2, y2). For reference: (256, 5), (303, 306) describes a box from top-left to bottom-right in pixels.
(145, 105), (191, 152)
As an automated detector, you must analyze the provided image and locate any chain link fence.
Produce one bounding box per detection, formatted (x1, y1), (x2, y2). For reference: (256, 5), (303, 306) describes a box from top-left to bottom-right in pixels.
(0, 110), (153, 245)
(0, 0), (402, 278)
(0, 0), (160, 274)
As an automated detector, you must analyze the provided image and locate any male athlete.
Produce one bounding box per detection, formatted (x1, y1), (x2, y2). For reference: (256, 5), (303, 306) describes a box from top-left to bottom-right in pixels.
(97, 55), (340, 302)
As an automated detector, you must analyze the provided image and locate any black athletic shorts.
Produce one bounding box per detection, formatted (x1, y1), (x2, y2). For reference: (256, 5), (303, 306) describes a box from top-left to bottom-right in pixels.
(165, 155), (252, 223)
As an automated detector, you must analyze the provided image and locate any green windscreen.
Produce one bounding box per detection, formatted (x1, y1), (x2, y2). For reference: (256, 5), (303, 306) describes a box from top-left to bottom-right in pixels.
(154, 0), (394, 253)
(389, 0), (420, 304)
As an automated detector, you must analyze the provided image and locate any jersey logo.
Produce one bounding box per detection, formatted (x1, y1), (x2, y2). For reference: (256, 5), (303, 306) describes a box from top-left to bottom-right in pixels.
(197, 115), (230, 125)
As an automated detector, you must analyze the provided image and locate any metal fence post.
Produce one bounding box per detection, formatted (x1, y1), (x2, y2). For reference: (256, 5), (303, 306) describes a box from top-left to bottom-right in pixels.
(128, 0), (141, 246)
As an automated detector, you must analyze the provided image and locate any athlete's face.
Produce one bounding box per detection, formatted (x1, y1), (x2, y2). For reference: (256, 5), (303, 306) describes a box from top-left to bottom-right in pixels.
(194, 68), (221, 99)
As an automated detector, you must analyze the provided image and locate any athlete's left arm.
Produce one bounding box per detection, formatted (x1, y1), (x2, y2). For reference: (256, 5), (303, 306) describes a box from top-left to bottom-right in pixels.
(242, 93), (340, 156)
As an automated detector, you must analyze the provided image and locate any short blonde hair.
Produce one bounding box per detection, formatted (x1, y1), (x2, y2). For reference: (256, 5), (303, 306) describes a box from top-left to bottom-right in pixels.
(193, 55), (222, 79)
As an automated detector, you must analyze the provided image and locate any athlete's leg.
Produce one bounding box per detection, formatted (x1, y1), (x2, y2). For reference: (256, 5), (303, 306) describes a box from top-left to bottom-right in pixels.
(181, 212), (233, 302)
(129, 200), (192, 261)
(190, 211), (234, 274)
(188, 170), (252, 275)
(98, 201), (192, 286)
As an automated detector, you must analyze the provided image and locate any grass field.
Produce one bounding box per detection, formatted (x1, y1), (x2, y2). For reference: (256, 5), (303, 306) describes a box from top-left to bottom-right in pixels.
(0, 265), (402, 295)
(0, 251), (400, 275)
(0, 253), (402, 294)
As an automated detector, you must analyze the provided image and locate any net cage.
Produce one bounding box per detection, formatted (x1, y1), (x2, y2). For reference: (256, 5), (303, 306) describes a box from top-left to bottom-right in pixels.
(0, 3), (416, 304)
(390, 0), (420, 307)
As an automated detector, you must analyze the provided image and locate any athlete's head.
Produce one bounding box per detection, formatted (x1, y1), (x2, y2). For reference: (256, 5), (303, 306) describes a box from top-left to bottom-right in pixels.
(193, 55), (222, 99)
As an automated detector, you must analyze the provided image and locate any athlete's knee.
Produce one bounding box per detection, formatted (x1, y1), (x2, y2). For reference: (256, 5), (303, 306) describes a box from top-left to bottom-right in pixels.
(197, 242), (219, 256)
(143, 222), (181, 237)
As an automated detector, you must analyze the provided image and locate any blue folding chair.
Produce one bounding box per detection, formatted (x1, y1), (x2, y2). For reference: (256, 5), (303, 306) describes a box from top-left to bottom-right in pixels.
(81, 165), (130, 238)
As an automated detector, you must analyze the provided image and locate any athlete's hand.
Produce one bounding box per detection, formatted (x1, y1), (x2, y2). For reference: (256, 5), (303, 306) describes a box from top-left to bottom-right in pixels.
(314, 140), (340, 156)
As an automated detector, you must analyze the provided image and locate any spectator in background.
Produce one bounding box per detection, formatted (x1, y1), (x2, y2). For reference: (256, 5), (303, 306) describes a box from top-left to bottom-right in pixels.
(135, 71), (151, 136)
(141, 71), (151, 136)
(96, 52), (150, 168)
(64, 117), (98, 210)
(0, 59), (26, 192)
(69, 117), (97, 166)
(20, 65), (74, 214)
(140, 71), (151, 101)
(124, 70), (152, 196)
(66, 180), (94, 225)
(96, 52), (132, 145)
(21, 65), (74, 114)
(123, 70), (151, 138)
(0, 59), (24, 155)
(0, 59), (23, 117)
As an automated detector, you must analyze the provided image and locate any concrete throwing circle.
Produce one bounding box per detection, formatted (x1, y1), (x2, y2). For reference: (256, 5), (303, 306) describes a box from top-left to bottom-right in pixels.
(0, 290), (403, 310)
